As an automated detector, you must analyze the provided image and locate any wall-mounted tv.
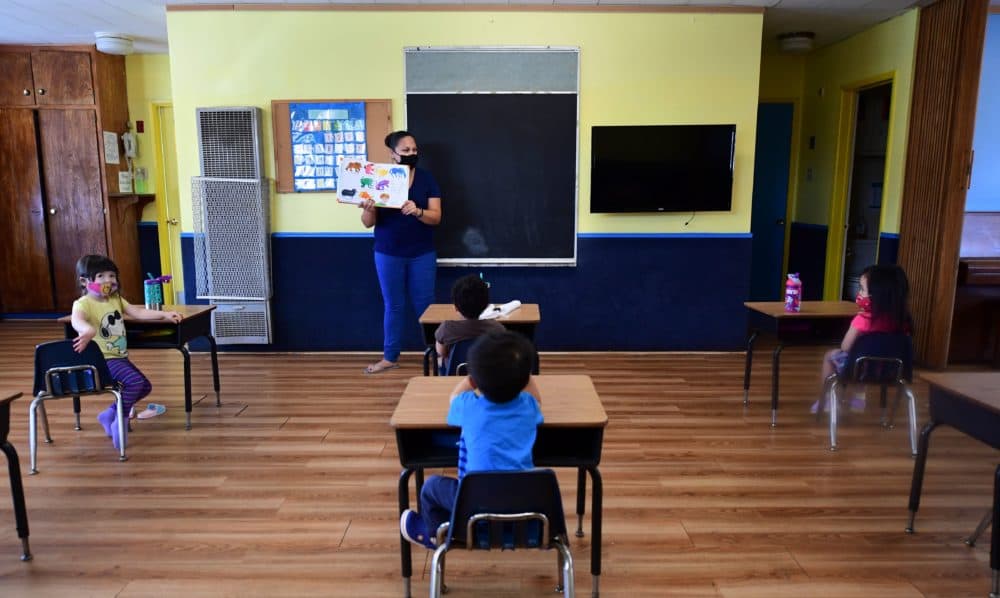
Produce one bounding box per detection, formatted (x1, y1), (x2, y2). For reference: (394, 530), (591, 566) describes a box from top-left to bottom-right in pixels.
(590, 124), (735, 213)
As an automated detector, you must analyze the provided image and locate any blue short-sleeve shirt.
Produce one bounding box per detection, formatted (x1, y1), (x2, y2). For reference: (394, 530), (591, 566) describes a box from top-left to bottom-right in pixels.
(373, 167), (441, 257)
(447, 390), (543, 479)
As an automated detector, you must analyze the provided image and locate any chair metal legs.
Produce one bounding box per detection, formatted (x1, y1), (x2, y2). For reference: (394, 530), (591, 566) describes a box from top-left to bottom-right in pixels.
(428, 540), (575, 598)
(826, 380), (918, 455)
(29, 390), (127, 474)
(967, 510), (992, 547)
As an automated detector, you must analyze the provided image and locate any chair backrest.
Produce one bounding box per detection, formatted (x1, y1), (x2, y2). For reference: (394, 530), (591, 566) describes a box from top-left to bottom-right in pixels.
(442, 337), (477, 376)
(32, 340), (115, 397)
(444, 469), (568, 551)
(843, 332), (914, 384)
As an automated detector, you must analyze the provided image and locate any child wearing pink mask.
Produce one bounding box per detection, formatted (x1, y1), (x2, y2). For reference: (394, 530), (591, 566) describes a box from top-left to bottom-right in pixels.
(814, 264), (912, 413)
(70, 255), (180, 449)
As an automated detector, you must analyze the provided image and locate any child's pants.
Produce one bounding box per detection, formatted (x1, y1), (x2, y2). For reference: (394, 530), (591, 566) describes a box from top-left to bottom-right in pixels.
(420, 475), (460, 538)
(106, 358), (152, 413)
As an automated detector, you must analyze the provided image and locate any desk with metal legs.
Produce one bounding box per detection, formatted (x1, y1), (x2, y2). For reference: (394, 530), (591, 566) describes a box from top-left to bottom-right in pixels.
(59, 305), (220, 430)
(390, 375), (607, 597)
(418, 304), (541, 376)
(743, 301), (856, 426)
(905, 372), (1000, 598)
(0, 390), (30, 561)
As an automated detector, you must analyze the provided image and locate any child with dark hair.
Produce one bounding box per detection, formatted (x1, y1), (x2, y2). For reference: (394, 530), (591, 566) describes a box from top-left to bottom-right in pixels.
(400, 330), (543, 548)
(813, 263), (912, 413)
(433, 274), (505, 370)
(70, 254), (180, 448)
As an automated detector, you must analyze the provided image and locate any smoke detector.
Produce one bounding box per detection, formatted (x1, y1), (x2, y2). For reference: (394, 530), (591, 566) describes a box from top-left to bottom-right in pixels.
(94, 32), (134, 55)
(778, 31), (815, 54)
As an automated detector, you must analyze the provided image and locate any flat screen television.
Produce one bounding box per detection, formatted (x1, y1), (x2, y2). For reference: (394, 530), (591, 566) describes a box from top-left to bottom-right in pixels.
(590, 124), (736, 213)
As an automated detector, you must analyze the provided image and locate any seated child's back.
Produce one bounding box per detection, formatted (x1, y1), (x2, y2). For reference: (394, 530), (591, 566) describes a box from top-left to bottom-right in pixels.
(435, 274), (505, 365)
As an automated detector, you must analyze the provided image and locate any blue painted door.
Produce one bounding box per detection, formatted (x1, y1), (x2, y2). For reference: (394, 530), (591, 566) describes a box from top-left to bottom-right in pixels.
(749, 103), (794, 300)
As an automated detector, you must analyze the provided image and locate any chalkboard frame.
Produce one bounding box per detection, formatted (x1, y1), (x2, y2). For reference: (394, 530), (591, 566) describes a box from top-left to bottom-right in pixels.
(404, 47), (579, 266)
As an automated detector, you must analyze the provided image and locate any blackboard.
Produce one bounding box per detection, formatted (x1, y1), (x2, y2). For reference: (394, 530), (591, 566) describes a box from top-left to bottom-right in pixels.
(406, 93), (577, 263)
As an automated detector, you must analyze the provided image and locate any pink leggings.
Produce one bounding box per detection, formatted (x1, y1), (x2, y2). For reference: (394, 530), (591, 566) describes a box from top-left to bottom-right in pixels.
(105, 358), (152, 412)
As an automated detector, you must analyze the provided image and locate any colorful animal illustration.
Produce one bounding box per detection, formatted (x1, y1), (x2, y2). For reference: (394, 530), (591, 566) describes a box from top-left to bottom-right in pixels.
(359, 191), (372, 201)
(390, 167), (407, 178)
(341, 188), (356, 198)
(345, 161), (362, 173)
(99, 309), (128, 357)
(360, 177), (374, 188)
(364, 163), (375, 175)
(376, 179), (390, 191)
(379, 193), (390, 201)
(377, 168), (389, 177)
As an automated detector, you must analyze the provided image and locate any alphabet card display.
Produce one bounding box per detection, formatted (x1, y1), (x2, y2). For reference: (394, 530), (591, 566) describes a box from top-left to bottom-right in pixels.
(336, 161), (410, 209)
(289, 101), (367, 192)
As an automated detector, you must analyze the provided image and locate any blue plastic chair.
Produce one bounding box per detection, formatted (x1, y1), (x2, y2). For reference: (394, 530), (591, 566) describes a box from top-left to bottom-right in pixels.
(28, 340), (126, 474)
(817, 332), (918, 455)
(441, 338), (477, 377)
(429, 469), (574, 597)
(0, 393), (31, 561)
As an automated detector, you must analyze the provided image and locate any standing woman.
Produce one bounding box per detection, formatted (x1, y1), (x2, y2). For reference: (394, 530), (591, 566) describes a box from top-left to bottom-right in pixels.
(360, 130), (442, 374)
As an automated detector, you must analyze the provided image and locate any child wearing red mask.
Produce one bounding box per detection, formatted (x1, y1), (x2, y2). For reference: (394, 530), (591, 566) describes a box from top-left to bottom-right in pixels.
(71, 255), (181, 449)
(813, 264), (912, 413)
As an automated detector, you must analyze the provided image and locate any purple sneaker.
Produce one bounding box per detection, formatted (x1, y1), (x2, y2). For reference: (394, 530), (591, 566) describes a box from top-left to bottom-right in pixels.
(400, 509), (435, 549)
(97, 406), (116, 437)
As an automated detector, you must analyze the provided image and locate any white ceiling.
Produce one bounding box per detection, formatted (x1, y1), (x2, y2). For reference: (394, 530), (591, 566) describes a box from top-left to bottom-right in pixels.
(0, 0), (992, 54)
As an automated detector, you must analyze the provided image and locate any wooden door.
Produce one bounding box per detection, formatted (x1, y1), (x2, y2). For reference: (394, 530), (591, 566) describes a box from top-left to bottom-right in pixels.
(0, 52), (36, 106)
(31, 51), (94, 106)
(38, 109), (106, 310)
(0, 109), (55, 311)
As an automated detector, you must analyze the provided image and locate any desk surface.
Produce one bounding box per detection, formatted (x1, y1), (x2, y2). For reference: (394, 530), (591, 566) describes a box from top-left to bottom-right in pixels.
(57, 304), (216, 325)
(419, 303), (540, 325)
(920, 372), (1000, 415)
(744, 300), (858, 319)
(1, 390), (22, 401)
(391, 374), (607, 429)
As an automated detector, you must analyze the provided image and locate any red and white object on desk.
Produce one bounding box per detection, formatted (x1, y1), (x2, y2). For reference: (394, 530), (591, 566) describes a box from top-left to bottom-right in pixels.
(784, 273), (802, 313)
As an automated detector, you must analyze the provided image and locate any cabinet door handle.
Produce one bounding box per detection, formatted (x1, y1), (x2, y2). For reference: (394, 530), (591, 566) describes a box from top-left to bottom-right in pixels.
(22, 89), (31, 96)
(49, 208), (57, 215)
(36, 88), (46, 96)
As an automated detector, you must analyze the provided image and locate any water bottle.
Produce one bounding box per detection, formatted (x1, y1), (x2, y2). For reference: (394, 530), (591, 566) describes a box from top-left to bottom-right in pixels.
(785, 273), (802, 313)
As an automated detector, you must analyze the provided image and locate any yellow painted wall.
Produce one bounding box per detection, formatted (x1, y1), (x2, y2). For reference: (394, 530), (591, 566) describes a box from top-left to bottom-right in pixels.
(166, 9), (762, 234)
(795, 8), (918, 234)
(125, 54), (173, 221)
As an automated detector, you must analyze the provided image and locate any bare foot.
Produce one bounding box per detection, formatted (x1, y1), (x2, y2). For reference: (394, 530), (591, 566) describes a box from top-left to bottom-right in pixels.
(364, 359), (400, 375)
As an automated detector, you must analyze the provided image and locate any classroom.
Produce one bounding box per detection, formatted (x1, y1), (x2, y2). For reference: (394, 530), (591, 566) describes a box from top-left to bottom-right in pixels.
(0, 0), (999, 596)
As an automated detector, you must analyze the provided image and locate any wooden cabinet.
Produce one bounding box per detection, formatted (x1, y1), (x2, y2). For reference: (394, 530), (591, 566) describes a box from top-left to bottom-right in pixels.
(0, 49), (94, 107)
(0, 45), (131, 314)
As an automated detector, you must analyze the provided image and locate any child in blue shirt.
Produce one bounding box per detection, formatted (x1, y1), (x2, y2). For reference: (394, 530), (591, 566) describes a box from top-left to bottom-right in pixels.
(400, 330), (543, 548)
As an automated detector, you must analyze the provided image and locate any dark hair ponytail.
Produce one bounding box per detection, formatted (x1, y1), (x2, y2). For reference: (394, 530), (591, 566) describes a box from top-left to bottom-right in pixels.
(384, 130), (415, 151)
(862, 264), (910, 330)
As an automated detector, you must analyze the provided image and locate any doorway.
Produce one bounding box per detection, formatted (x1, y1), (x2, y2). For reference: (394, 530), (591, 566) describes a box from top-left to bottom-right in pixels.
(841, 83), (891, 299)
(749, 102), (794, 300)
(151, 103), (183, 303)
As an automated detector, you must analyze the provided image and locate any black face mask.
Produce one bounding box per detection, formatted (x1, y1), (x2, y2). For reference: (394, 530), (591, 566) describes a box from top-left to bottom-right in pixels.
(397, 154), (418, 167)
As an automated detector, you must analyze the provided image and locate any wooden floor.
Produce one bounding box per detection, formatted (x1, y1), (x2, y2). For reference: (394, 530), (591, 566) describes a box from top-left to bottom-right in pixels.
(0, 320), (995, 597)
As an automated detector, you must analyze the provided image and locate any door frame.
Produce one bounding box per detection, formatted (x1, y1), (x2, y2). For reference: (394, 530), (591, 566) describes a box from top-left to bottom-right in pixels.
(149, 101), (181, 299)
(757, 96), (801, 291)
(823, 72), (897, 299)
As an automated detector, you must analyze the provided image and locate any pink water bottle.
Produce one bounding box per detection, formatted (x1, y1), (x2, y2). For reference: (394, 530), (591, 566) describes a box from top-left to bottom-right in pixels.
(785, 273), (802, 313)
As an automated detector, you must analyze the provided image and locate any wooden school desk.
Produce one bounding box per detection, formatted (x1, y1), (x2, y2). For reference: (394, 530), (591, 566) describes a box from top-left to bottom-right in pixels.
(743, 301), (858, 426)
(390, 374), (608, 597)
(906, 372), (1000, 598)
(418, 303), (541, 375)
(58, 305), (220, 430)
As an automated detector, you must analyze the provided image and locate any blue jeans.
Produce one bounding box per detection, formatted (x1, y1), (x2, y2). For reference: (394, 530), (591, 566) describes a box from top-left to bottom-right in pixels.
(420, 475), (460, 536)
(374, 250), (436, 362)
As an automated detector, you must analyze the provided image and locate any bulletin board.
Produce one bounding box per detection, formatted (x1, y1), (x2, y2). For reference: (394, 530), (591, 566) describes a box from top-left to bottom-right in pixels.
(271, 99), (392, 194)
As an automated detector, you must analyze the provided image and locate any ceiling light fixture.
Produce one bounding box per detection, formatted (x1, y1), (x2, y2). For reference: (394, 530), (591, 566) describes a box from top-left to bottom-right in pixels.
(777, 31), (815, 54)
(94, 32), (134, 55)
